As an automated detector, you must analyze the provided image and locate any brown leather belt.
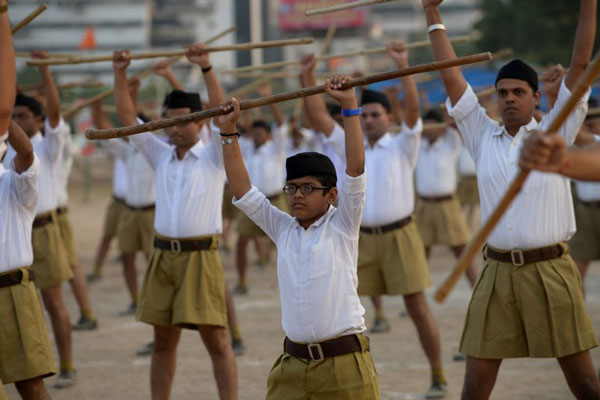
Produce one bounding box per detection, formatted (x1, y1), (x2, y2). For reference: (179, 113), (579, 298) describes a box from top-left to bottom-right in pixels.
(0, 269), (35, 289)
(284, 334), (366, 361)
(360, 216), (412, 235)
(580, 200), (600, 209)
(485, 244), (565, 266)
(154, 237), (213, 253)
(57, 207), (68, 215)
(126, 203), (155, 212)
(419, 194), (453, 202)
(112, 194), (125, 204)
(32, 214), (53, 228)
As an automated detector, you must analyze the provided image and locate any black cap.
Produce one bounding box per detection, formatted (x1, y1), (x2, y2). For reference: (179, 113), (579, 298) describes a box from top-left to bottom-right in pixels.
(165, 90), (202, 112)
(15, 93), (43, 116)
(423, 108), (444, 123)
(360, 89), (391, 112)
(286, 152), (337, 183)
(495, 59), (539, 92)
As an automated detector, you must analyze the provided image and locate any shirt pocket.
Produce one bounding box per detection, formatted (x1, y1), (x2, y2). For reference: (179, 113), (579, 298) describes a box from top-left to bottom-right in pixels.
(308, 239), (335, 280)
(186, 169), (205, 199)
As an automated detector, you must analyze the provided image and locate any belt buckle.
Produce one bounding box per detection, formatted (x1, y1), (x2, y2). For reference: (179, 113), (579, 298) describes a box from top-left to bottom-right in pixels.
(510, 249), (524, 266)
(170, 240), (181, 253)
(307, 343), (324, 361)
(374, 226), (382, 235)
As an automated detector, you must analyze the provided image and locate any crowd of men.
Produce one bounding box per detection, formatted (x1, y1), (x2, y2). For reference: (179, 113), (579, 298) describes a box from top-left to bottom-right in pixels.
(3, 0), (600, 399)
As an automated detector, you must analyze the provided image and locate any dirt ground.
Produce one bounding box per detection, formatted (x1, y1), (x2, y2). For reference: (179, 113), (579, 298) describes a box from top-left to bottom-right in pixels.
(5, 169), (600, 400)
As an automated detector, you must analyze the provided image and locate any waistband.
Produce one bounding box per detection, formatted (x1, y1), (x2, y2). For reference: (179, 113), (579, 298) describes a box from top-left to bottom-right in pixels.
(125, 203), (155, 212)
(360, 216), (412, 235)
(580, 199), (600, 209)
(57, 206), (68, 215)
(112, 194), (125, 204)
(154, 234), (219, 253)
(33, 210), (56, 229)
(485, 242), (566, 266)
(418, 194), (454, 202)
(284, 334), (368, 361)
(0, 268), (35, 289)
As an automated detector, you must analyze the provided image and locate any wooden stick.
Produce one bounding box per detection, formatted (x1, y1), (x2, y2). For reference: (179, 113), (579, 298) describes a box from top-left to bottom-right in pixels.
(11, 4), (48, 34)
(222, 36), (471, 74)
(306, 0), (397, 16)
(85, 52), (492, 140)
(21, 81), (106, 92)
(62, 26), (238, 119)
(434, 54), (600, 304)
(15, 51), (77, 58)
(26, 38), (314, 66)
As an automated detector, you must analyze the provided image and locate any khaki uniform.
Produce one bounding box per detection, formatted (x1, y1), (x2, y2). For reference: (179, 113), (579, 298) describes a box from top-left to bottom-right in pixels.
(266, 334), (379, 400)
(457, 176), (479, 206)
(103, 196), (126, 239)
(570, 202), (600, 261)
(236, 193), (288, 237)
(0, 269), (56, 384)
(357, 220), (431, 296)
(415, 194), (471, 247)
(118, 207), (155, 255)
(56, 207), (78, 266)
(460, 244), (597, 358)
(31, 211), (73, 289)
(136, 234), (227, 330)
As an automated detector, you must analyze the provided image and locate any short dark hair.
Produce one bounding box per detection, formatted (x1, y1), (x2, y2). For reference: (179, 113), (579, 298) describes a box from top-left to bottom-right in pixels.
(251, 120), (271, 132)
(313, 174), (337, 195)
(15, 94), (43, 117)
(423, 108), (444, 123)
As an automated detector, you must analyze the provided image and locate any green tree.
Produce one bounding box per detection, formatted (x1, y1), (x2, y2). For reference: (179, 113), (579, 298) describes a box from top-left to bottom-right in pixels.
(476, 0), (600, 66)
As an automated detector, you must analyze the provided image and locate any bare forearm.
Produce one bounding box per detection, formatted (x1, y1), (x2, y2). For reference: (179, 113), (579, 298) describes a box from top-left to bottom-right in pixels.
(203, 69), (225, 108)
(92, 108), (113, 130)
(221, 140), (252, 199)
(341, 98), (365, 177)
(559, 143), (600, 180)
(165, 72), (185, 91)
(401, 75), (420, 128)
(566, 0), (597, 89)
(0, 6), (15, 133)
(9, 121), (34, 172)
(270, 104), (285, 126)
(39, 67), (61, 127)
(423, 5), (467, 105)
(114, 69), (138, 127)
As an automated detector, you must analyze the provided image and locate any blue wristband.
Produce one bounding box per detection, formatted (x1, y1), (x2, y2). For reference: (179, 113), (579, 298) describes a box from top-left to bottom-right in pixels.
(341, 107), (362, 117)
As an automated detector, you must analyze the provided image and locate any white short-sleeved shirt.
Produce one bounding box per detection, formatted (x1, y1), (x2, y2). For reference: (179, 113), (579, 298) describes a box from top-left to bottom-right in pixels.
(575, 135), (600, 201)
(415, 128), (462, 197)
(324, 120), (423, 226)
(234, 172), (367, 343)
(56, 123), (74, 207)
(129, 121), (226, 238)
(0, 155), (39, 273)
(447, 78), (589, 250)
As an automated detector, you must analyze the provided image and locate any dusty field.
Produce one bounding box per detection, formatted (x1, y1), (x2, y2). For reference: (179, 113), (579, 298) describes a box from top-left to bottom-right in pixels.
(5, 175), (600, 400)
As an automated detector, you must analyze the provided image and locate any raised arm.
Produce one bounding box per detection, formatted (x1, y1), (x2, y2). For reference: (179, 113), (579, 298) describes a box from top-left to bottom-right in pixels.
(153, 60), (185, 91)
(299, 54), (336, 136)
(31, 50), (61, 128)
(387, 41), (419, 128)
(186, 43), (224, 108)
(0, 0), (15, 134)
(215, 98), (251, 199)
(383, 86), (404, 125)
(112, 51), (139, 127)
(422, 0), (468, 105)
(91, 100), (113, 130)
(565, 0), (597, 90)
(258, 83), (284, 127)
(8, 120), (34, 173)
(324, 76), (365, 177)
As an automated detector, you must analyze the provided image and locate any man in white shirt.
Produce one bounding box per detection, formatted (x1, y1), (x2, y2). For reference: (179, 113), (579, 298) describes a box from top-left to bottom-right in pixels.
(112, 46), (237, 399)
(0, 10), (56, 397)
(217, 74), (379, 399)
(425, 0), (600, 397)
(301, 44), (446, 399)
(415, 109), (476, 286)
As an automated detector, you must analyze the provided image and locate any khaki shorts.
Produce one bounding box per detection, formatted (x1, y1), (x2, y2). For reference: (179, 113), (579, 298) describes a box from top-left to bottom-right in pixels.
(415, 195), (471, 247)
(266, 334), (379, 400)
(0, 382), (6, 400)
(357, 219), (431, 296)
(236, 193), (288, 237)
(103, 196), (126, 239)
(136, 234), (227, 330)
(457, 176), (479, 206)
(56, 208), (78, 266)
(118, 207), (155, 255)
(570, 202), (600, 261)
(222, 184), (238, 220)
(0, 268), (56, 384)
(31, 212), (73, 289)
(459, 244), (598, 359)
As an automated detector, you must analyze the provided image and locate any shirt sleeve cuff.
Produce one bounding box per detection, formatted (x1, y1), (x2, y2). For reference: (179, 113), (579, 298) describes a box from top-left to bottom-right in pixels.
(401, 118), (423, 136)
(341, 169), (367, 194)
(44, 117), (67, 136)
(446, 85), (479, 121)
(556, 76), (591, 105)
(322, 122), (345, 146)
(10, 153), (40, 176)
(232, 186), (266, 215)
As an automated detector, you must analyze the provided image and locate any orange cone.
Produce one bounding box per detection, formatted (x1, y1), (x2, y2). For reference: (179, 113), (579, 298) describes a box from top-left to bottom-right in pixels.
(79, 27), (97, 50)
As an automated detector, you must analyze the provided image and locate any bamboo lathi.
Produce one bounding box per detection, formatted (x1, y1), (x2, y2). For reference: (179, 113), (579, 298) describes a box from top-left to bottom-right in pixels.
(27, 38), (314, 66)
(61, 26), (238, 119)
(11, 4), (47, 34)
(222, 36), (471, 74)
(305, 0), (397, 16)
(434, 54), (600, 304)
(85, 52), (492, 140)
